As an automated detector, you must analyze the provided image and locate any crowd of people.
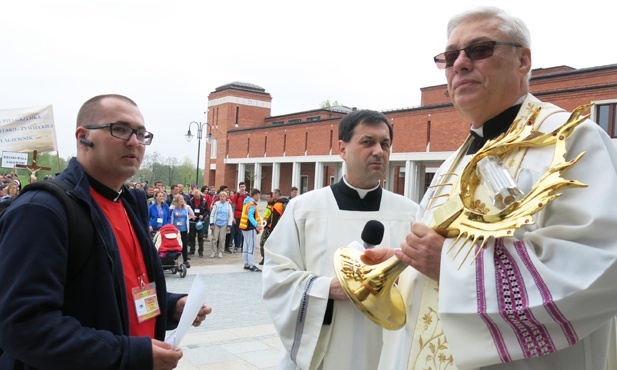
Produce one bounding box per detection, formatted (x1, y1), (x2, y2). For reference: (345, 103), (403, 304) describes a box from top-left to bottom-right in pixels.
(0, 175), (20, 202)
(141, 179), (295, 272)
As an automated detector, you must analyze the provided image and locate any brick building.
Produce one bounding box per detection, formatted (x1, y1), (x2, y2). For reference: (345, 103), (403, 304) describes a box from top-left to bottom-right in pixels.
(202, 64), (617, 202)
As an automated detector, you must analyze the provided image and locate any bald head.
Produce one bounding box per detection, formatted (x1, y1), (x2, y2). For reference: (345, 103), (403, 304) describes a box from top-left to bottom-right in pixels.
(76, 94), (138, 128)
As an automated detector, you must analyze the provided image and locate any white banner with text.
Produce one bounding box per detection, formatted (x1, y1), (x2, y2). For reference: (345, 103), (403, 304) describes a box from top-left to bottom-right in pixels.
(0, 105), (58, 153)
(1, 151), (28, 169)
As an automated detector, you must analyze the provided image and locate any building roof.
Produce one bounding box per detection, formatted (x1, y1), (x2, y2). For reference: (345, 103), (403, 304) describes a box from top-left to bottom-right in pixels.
(214, 81), (266, 93)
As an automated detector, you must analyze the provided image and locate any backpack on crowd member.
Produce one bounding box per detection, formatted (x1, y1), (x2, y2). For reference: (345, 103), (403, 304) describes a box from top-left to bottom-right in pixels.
(270, 197), (289, 230)
(0, 179), (94, 280)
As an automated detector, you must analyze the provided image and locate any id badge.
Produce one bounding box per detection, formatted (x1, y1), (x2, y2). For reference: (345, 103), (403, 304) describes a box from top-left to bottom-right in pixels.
(132, 282), (161, 323)
(157, 217), (163, 224)
(194, 209), (200, 214)
(176, 221), (183, 226)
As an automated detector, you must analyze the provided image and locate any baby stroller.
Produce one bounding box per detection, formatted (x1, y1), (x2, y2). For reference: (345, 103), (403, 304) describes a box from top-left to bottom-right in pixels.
(153, 224), (187, 278)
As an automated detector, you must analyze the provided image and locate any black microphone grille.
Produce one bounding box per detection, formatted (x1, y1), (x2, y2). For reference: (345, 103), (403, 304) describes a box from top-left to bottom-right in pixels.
(361, 220), (385, 246)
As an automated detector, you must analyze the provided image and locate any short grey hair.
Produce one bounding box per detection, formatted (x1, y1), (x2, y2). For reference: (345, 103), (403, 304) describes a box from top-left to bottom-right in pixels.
(447, 6), (531, 48)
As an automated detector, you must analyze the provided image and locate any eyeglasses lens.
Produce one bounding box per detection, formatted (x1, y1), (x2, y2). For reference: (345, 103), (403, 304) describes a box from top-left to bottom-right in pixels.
(110, 124), (153, 145)
(466, 43), (495, 61)
(436, 41), (496, 69)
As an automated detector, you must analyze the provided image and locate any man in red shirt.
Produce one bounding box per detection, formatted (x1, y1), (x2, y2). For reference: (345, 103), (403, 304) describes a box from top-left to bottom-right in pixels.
(231, 181), (247, 252)
(0, 94), (211, 369)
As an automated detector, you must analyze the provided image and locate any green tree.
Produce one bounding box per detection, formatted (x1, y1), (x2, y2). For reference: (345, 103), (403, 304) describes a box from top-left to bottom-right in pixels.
(320, 99), (341, 108)
(176, 157), (199, 187)
(166, 157), (179, 186)
(133, 152), (196, 188)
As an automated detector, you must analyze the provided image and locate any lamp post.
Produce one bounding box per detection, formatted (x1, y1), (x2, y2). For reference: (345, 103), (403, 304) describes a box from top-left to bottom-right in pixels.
(185, 121), (212, 187)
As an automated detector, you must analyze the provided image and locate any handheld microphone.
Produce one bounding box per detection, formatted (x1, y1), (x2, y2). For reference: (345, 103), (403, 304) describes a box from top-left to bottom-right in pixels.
(361, 220), (385, 249)
(80, 138), (94, 147)
(347, 220), (385, 252)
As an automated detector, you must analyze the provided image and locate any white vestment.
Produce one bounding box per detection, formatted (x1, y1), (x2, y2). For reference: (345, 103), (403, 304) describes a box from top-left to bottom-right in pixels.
(263, 185), (418, 370)
(379, 95), (617, 370)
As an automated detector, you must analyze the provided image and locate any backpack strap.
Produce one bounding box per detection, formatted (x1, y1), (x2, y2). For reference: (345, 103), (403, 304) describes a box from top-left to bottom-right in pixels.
(18, 179), (94, 280)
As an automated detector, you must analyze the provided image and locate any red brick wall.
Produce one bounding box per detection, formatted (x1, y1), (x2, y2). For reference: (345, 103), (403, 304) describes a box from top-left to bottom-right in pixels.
(208, 65), (617, 190)
(278, 163), (293, 196)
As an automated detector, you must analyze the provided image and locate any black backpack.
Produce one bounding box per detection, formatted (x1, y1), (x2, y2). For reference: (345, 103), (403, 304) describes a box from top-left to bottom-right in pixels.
(0, 179), (94, 279)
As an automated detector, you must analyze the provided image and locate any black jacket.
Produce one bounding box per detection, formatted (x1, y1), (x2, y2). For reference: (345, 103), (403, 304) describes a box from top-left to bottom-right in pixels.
(0, 158), (184, 370)
(189, 195), (209, 221)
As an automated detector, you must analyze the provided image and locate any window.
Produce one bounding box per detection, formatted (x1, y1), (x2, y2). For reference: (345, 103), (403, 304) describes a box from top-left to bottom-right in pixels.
(306, 116), (320, 122)
(288, 119), (301, 124)
(272, 121), (284, 126)
(595, 102), (617, 138)
(210, 138), (217, 159)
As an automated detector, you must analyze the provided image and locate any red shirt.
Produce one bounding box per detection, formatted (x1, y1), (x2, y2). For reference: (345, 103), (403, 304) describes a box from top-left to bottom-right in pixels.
(91, 189), (156, 338)
(232, 192), (248, 219)
(204, 193), (214, 209)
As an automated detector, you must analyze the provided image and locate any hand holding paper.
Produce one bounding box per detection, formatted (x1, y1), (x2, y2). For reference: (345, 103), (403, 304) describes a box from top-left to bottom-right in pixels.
(165, 274), (210, 350)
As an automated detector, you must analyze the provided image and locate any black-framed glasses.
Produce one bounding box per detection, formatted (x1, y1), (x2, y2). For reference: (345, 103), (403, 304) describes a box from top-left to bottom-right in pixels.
(84, 123), (154, 145)
(433, 40), (522, 69)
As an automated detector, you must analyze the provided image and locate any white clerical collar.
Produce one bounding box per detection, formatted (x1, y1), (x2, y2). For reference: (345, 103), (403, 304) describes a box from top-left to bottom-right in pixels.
(343, 176), (380, 199)
(470, 125), (484, 137)
(470, 94), (527, 136)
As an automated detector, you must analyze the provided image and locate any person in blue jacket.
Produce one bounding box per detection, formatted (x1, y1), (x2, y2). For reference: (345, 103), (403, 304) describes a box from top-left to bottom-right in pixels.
(148, 190), (171, 235)
(0, 94), (211, 370)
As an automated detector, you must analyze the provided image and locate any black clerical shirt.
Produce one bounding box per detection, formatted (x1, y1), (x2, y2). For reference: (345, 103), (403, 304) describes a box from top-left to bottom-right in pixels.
(330, 179), (382, 211)
(467, 104), (522, 155)
(323, 179), (382, 325)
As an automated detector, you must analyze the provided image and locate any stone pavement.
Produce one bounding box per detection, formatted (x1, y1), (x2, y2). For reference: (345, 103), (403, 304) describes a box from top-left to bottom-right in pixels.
(165, 237), (282, 369)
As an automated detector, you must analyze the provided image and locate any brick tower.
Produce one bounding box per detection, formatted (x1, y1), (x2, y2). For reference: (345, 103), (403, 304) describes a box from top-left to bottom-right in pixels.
(205, 82), (272, 188)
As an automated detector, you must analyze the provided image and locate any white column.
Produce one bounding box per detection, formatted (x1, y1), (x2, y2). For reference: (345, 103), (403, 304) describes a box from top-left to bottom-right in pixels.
(314, 162), (324, 189)
(385, 162), (395, 191)
(237, 163), (246, 187)
(291, 162), (301, 189)
(254, 163), (262, 192)
(405, 161), (424, 202)
(272, 162), (281, 191)
(404, 160), (413, 200)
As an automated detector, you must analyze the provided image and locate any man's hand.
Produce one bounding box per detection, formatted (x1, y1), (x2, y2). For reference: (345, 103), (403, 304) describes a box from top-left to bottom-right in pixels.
(362, 247), (396, 264)
(329, 277), (350, 301)
(151, 339), (182, 370)
(395, 222), (444, 282)
(174, 296), (212, 327)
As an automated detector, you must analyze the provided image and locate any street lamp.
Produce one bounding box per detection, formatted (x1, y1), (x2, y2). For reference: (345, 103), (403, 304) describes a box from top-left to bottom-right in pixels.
(185, 121), (212, 186)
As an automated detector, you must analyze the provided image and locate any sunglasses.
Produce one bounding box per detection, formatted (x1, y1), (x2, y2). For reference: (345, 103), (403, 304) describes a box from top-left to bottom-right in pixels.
(434, 40), (522, 69)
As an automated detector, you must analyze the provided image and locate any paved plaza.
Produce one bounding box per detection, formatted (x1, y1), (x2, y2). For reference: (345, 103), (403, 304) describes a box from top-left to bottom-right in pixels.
(164, 239), (282, 369)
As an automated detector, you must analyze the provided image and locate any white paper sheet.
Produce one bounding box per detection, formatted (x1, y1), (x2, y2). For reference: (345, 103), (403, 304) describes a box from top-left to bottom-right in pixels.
(165, 274), (207, 350)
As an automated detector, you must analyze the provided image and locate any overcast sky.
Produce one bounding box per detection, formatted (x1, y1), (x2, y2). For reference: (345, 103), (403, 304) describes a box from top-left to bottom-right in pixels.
(1, 0), (614, 166)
